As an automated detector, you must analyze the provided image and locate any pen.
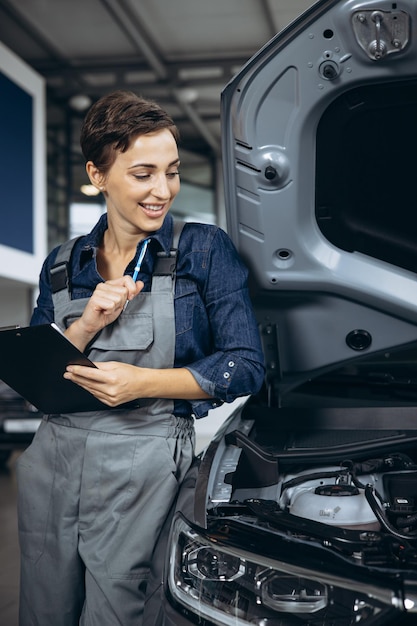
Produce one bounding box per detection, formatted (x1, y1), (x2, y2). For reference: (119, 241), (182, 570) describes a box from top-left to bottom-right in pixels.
(124, 237), (151, 310)
(132, 237), (151, 283)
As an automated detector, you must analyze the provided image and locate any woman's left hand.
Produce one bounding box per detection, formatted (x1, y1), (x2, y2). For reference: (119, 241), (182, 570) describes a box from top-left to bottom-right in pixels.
(64, 361), (142, 406)
(64, 361), (212, 406)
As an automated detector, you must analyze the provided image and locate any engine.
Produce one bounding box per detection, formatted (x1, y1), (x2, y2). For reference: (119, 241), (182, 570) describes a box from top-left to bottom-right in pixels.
(278, 455), (417, 537)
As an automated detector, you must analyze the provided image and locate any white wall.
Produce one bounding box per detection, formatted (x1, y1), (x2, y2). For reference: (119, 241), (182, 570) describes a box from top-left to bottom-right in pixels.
(194, 396), (248, 453)
(0, 285), (33, 328)
(0, 43), (47, 312)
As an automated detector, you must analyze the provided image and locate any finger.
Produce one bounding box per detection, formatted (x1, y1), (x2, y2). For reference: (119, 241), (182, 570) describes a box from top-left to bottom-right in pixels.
(63, 374), (113, 405)
(106, 275), (135, 289)
(94, 283), (130, 303)
(93, 361), (117, 371)
(65, 364), (105, 381)
(90, 295), (125, 313)
(125, 281), (145, 306)
(106, 276), (139, 301)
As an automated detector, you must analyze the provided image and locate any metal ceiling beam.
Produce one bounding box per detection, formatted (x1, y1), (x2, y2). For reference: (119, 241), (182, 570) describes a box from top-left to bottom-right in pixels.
(99, 0), (169, 80)
(31, 57), (251, 88)
(0, 0), (223, 155)
(99, 0), (221, 155)
(261, 0), (282, 38)
(0, 0), (62, 60)
(0, 0), (89, 93)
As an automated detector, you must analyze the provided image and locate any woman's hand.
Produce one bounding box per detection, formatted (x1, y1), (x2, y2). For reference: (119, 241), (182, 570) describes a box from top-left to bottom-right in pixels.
(64, 361), (212, 407)
(64, 361), (143, 406)
(65, 277), (144, 351)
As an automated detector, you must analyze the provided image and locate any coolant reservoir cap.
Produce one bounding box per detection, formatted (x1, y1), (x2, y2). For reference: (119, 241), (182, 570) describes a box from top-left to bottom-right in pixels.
(315, 484), (359, 497)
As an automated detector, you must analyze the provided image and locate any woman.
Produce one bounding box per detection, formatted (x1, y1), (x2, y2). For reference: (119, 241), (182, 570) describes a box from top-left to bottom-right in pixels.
(17, 90), (265, 626)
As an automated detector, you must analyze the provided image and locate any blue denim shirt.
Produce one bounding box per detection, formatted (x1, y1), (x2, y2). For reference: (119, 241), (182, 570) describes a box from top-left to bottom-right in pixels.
(31, 213), (265, 418)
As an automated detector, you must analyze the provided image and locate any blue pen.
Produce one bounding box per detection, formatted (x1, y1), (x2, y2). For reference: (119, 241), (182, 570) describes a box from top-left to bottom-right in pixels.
(124, 237), (151, 310)
(132, 237), (151, 282)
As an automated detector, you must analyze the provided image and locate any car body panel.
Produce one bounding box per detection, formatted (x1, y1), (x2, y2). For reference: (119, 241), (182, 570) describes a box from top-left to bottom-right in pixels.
(222, 0), (417, 384)
(153, 1), (417, 624)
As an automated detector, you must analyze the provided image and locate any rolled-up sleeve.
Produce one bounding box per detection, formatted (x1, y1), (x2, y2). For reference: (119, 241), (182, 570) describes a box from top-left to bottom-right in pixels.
(186, 349), (265, 418)
(183, 228), (265, 418)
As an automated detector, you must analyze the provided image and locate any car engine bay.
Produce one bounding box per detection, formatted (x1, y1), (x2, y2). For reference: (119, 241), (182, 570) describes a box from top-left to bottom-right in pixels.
(205, 407), (417, 571)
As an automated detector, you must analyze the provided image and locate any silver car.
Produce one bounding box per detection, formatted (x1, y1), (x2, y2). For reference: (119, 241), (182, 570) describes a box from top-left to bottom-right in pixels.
(148, 1), (417, 624)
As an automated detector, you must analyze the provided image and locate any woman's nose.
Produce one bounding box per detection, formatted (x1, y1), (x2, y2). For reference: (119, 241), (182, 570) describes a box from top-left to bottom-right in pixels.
(152, 174), (170, 198)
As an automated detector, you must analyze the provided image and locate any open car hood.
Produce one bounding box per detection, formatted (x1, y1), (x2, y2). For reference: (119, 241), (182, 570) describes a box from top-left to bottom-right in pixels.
(221, 0), (417, 400)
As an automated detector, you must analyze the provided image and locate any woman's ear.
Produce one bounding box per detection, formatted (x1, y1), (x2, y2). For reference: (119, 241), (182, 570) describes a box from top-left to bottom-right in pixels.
(86, 161), (106, 192)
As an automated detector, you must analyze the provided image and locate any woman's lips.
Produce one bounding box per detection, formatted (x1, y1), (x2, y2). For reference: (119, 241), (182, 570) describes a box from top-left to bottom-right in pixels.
(140, 203), (166, 217)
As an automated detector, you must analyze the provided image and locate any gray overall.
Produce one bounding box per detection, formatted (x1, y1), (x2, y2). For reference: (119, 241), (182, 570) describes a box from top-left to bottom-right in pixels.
(17, 231), (195, 625)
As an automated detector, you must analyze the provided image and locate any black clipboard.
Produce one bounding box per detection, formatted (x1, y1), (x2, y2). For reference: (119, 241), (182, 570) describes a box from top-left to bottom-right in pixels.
(0, 323), (109, 413)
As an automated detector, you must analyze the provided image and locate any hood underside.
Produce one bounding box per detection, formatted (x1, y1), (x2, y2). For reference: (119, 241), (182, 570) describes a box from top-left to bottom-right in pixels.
(221, 0), (417, 397)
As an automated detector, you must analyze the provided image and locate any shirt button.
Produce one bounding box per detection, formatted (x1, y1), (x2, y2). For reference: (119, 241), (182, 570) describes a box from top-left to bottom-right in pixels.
(228, 361), (235, 367)
(223, 372), (230, 379)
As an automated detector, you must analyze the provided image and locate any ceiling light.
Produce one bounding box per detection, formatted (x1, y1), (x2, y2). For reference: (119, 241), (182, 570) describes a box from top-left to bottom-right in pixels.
(125, 70), (157, 84)
(179, 67), (223, 81)
(69, 94), (92, 112)
(175, 87), (199, 104)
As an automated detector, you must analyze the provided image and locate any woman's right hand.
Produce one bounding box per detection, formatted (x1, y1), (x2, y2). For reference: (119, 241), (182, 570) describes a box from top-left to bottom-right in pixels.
(65, 276), (144, 351)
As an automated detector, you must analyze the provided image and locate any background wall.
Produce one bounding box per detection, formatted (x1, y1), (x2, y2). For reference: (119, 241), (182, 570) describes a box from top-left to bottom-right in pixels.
(0, 41), (46, 327)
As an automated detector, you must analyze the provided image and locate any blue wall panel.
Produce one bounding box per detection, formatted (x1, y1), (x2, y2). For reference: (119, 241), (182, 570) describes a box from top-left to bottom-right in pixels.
(0, 71), (33, 253)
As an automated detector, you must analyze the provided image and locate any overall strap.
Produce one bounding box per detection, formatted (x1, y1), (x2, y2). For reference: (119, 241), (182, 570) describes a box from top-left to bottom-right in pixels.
(50, 220), (185, 304)
(153, 220), (185, 277)
(50, 236), (83, 310)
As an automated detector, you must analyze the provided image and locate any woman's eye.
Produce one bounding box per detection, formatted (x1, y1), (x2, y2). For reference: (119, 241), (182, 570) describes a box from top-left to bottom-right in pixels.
(133, 171), (179, 180)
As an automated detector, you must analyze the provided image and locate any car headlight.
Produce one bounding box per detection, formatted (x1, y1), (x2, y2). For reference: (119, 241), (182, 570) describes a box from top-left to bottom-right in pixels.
(167, 514), (403, 625)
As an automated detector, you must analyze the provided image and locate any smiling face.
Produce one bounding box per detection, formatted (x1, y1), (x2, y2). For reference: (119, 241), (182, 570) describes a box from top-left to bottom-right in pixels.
(87, 128), (180, 238)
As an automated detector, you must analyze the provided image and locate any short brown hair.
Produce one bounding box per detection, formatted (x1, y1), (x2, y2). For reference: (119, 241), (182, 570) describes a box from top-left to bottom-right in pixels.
(80, 90), (179, 174)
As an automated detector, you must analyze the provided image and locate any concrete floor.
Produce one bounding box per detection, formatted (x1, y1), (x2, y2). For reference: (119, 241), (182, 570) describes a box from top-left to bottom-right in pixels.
(0, 452), (20, 626)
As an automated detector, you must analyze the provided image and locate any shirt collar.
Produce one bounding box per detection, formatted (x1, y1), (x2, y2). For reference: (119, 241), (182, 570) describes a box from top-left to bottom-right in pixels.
(80, 212), (174, 258)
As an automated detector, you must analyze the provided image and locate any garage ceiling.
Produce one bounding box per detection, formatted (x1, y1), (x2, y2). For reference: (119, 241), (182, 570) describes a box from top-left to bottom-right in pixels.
(0, 0), (314, 226)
